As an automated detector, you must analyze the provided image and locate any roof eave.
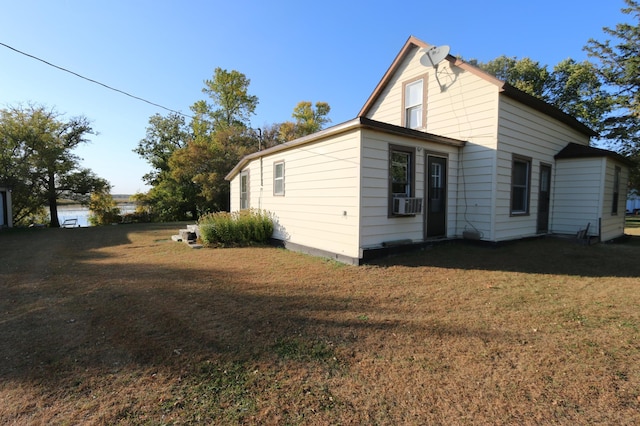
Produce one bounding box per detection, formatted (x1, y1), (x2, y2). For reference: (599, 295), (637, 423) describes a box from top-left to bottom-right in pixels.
(358, 36), (597, 138)
(226, 118), (364, 180)
(225, 117), (467, 181)
(500, 84), (598, 138)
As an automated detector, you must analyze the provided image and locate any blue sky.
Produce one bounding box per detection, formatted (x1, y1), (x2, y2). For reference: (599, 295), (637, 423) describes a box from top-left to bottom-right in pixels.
(0, 0), (628, 194)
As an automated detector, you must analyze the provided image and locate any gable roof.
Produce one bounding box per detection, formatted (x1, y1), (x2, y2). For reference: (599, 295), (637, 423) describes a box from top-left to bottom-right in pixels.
(358, 35), (597, 138)
(555, 142), (633, 166)
(225, 117), (466, 181)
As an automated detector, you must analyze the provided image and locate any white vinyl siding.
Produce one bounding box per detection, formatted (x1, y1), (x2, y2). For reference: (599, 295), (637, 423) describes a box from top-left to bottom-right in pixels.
(360, 129), (459, 248)
(601, 160), (628, 241)
(551, 157), (602, 237)
(549, 156), (625, 242)
(230, 131), (362, 259)
(364, 45), (500, 241)
(494, 96), (592, 241)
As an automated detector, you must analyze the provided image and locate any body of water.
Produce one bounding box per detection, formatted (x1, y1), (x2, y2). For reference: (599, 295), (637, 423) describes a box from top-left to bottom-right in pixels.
(56, 204), (136, 227)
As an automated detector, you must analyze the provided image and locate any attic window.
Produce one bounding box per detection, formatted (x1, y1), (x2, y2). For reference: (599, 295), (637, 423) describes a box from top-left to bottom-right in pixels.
(403, 76), (426, 129)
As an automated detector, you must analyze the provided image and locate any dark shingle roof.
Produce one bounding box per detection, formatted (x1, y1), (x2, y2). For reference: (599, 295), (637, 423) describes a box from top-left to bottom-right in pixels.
(555, 142), (633, 166)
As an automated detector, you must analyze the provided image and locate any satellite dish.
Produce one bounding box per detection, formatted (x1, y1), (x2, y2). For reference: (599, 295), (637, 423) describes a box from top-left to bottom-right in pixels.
(420, 45), (450, 67)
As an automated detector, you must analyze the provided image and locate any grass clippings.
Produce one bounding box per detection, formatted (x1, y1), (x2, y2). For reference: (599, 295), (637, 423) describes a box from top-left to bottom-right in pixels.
(1, 222), (639, 424)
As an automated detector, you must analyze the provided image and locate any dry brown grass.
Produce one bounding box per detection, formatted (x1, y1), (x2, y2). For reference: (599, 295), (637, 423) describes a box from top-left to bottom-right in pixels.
(1, 222), (639, 425)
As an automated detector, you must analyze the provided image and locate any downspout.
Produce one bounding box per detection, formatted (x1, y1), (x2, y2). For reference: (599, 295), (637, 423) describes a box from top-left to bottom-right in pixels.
(259, 156), (263, 209)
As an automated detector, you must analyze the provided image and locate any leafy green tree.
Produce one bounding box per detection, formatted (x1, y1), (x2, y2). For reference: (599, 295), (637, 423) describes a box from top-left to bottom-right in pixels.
(135, 69), (261, 218)
(88, 186), (121, 225)
(278, 101), (332, 141)
(132, 112), (198, 220)
(472, 55), (612, 138)
(0, 104), (108, 227)
(546, 59), (614, 132)
(198, 67), (259, 129)
(167, 68), (260, 213)
(585, 0), (640, 159)
(170, 126), (254, 212)
(134, 113), (189, 186)
(472, 56), (550, 97)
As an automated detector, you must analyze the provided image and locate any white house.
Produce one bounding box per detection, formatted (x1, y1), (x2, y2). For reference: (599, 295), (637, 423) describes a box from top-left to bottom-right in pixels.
(226, 36), (630, 264)
(0, 185), (13, 228)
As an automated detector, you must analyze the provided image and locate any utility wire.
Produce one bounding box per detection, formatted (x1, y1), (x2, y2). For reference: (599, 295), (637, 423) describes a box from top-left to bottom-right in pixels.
(0, 41), (193, 119)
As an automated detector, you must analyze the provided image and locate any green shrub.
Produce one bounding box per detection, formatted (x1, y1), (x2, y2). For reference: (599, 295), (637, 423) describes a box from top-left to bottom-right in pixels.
(198, 209), (274, 247)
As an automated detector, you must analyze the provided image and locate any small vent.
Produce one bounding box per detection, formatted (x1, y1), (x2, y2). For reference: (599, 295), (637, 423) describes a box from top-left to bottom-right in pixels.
(393, 197), (423, 215)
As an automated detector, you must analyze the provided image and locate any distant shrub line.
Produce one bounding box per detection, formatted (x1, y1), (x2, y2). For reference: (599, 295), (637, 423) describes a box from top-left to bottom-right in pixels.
(198, 209), (274, 246)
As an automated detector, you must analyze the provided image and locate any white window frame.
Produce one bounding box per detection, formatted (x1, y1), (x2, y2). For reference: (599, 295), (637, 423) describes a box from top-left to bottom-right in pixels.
(239, 170), (249, 210)
(274, 161), (285, 196)
(402, 75), (427, 129)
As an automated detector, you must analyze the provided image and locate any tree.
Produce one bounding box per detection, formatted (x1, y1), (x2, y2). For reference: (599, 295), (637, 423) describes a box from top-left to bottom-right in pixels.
(0, 104), (107, 227)
(88, 185), (121, 226)
(471, 56), (612, 137)
(134, 113), (189, 186)
(132, 112), (198, 220)
(278, 101), (332, 142)
(170, 126), (254, 212)
(585, 0), (640, 159)
(546, 59), (614, 133)
(166, 68), (260, 213)
(199, 67), (259, 129)
(471, 56), (550, 97)
(134, 69), (261, 218)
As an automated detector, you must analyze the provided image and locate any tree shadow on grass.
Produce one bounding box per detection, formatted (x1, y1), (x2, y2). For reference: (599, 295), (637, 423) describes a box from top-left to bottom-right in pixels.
(369, 235), (640, 278)
(0, 262), (509, 379)
(2, 224), (639, 424)
(0, 225), (518, 423)
(0, 224), (514, 387)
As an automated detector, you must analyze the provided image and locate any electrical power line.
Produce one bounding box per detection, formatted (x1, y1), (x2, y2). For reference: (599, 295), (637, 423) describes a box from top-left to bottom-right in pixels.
(0, 41), (193, 118)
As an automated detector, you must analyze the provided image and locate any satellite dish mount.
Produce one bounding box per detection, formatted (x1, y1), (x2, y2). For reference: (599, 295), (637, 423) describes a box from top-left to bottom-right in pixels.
(420, 45), (450, 68)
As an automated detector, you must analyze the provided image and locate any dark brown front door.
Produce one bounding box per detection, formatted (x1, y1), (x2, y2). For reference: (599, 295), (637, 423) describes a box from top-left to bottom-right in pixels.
(537, 164), (551, 233)
(426, 155), (447, 238)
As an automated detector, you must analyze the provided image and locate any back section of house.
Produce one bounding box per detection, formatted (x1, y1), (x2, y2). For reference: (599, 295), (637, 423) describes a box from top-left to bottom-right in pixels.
(493, 96), (593, 241)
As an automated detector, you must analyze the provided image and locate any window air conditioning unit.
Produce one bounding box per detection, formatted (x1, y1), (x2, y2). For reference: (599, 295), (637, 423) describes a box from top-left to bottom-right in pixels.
(393, 197), (423, 215)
